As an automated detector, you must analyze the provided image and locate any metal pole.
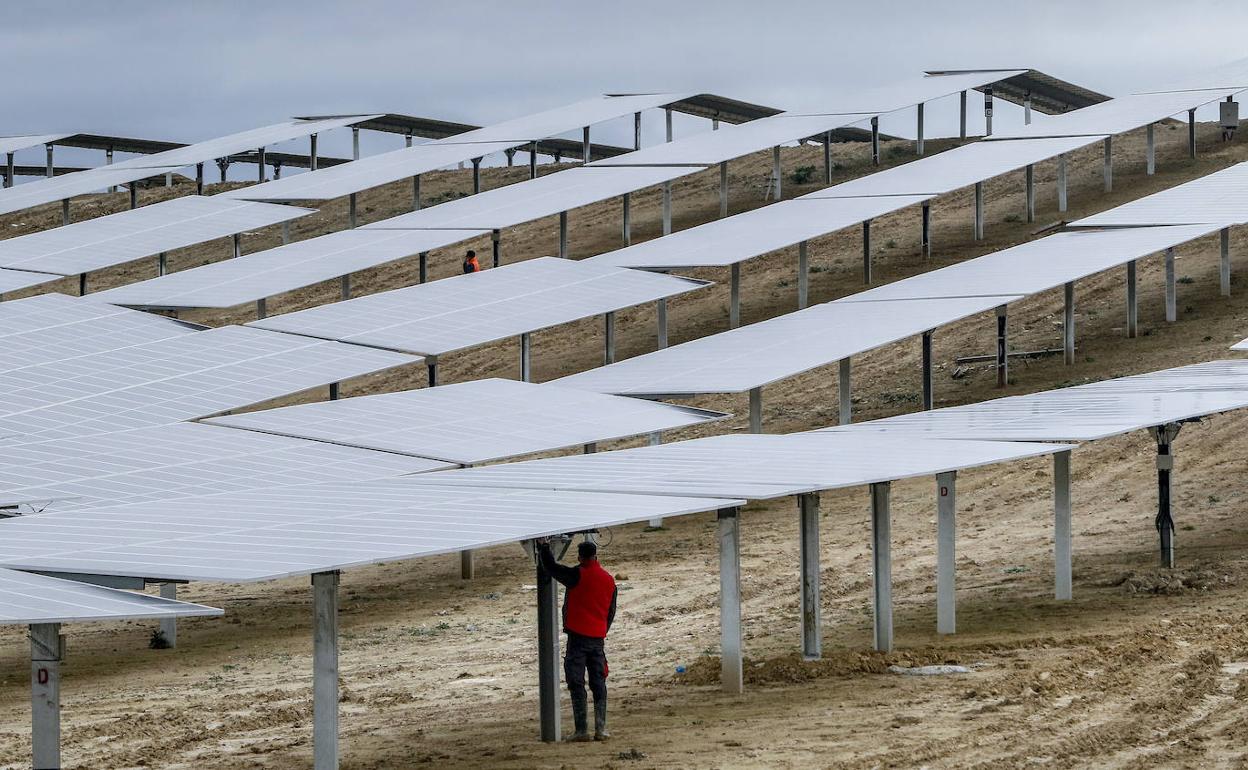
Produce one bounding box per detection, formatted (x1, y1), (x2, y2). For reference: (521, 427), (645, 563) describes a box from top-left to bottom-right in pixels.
(870, 117), (880, 166)
(996, 305), (1008, 387)
(165, 172), (173, 188)
(959, 90), (967, 140)
(472, 157), (481, 194)
(772, 145), (782, 200)
(797, 240), (809, 309)
(1146, 124), (1156, 175)
(158, 252), (167, 277)
(78, 273), (86, 296)
(1025, 164), (1035, 223)
(257, 298), (267, 320)
(1057, 154), (1068, 213)
(1221, 227), (1231, 296)
(520, 333), (532, 382)
(1188, 108), (1197, 159)
(798, 493), (821, 659)
(604, 312), (615, 365)
(921, 203), (931, 259)
(257, 146), (266, 182)
(1153, 424), (1180, 569)
(622, 193), (631, 245)
(461, 550), (475, 580)
(341, 274), (351, 301)
(1024, 92), (1033, 125)
(973, 182), (984, 240)
(194, 162), (204, 195)
(823, 131), (832, 184)
(232, 233), (241, 259)
(1063, 281), (1075, 365)
(282, 221), (290, 245)
(426, 359), (438, 388)
(349, 193), (357, 228)
(312, 571), (339, 770)
(665, 107), (673, 143)
(748, 386), (762, 434)
(31, 622), (62, 770)
(536, 545), (561, 741)
(62, 199), (70, 226)
(4, 152), (13, 188)
(1103, 137), (1113, 192)
(44, 144), (53, 178)
(838, 358), (852, 425)
(936, 471), (957, 634)
(862, 220), (872, 284)
(490, 229), (501, 268)
(719, 161), (728, 218)
(1127, 260), (1138, 338)
(129, 183), (138, 210)
(921, 330), (934, 410)
(1165, 246), (1177, 322)
(418, 252), (428, 284)
(106, 147), (115, 192)
(529, 141), (538, 179)
(870, 481), (893, 652)
(729, 262), (741, 329)
(310, 134), (318, 171)
(718, 507), (743, 694)
(159, 583), (179, 647)
(558, 211), (568, 258)
(656, 298), (668, 349)
(582, 125), (590, 163)
(916, 102), (925, 155)
(1053, 451), (1073, 600)
(413, 174), (421, 211)
(662, 181), (672, 235)
(984, 88), (994, 137)
(633, 111), (642, 151)
(329, 383), (339, 401)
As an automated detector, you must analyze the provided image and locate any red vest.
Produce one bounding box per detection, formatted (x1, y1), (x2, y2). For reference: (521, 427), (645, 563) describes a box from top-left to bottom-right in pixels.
(565, 560), (616, 638)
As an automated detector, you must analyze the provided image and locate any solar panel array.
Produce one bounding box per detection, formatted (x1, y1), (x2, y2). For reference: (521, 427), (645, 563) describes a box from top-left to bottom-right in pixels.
(987, 88), (1242, 140)
(0, 567), (222, 625)
(205, 378), (726, 465)
(0, 134), (71, 156)
(1073, 161), (1248, 227)
(248, 257), (708, 356)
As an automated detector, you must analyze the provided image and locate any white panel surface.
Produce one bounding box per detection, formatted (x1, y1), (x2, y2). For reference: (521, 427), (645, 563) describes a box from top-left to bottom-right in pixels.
(0, 268), (61, 294)
(554, 294), (1018, 396)
(363, 166), (701, 230)
(796, 70), (1029, 115)
(802, 136), (1103, 198)
(0, 134), (71, 156)
(404, 431), (1069, 499)
(0, 422), (449, 511)
(248, 256), (707, 356)
(446, 93), (696, 144)
(95, 228), (486, 310)
(1232, 337), (1248, 351)
(0, 482), (743, 582)
(586, 196), (933, 269)
(988, 89), (1240, 139)
(0, 325), (416, 442)
(844, 224), (1222, 301)
(206, 378), (726, 465)
(0, 196), (314, 276)
(0, 568), (222, 625)
(0, 165), (184, 217)
(1073, 162), (1248, 227)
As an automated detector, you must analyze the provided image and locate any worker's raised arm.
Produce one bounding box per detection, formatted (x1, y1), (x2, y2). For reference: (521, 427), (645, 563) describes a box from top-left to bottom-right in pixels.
(537, 541), (580, 588)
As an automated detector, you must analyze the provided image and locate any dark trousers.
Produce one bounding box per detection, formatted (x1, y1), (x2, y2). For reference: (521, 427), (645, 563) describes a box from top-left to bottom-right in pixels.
(564, 632), (607, 707)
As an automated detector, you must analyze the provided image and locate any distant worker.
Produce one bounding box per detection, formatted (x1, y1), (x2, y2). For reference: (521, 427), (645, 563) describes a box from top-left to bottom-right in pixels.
(462, 249), (481, 274)
(537, 537), (617, 742)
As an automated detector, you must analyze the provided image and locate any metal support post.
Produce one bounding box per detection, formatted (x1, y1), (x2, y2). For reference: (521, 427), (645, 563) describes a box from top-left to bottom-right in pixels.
(310, 134), (318, 171)
(604, 312), (615, 365)
(1165, 246), (1177, 322)
(665, 107), (673, 143)
(633, 111), (642, 151)
(536, 542), (561, 741)
(1221, 227), (1231, 296)
(622, 193), (631, 245)
(348, 193), (357, 228)
(426, 358), (438, 388)
(1152, 423), (1181, 569)
(823, 131), (832, 184)
(719, 161), (728, 218)
(870, 481), (893, 652)
(257, 146), (266, 182)
(870, 117), (880, 165)
(748, 386), (762, 434)
(1127, 260), (1138, 338)
(936, 471), (957, 634)
(656, 298), (668, 349)
(1025, 163), (1035, 223)
(129, 183), (138, 210)
(797, 240), (809, 309)
(158, 252), (167, 276)
(312, 571), (339, 770)
(798, 493), (821, 659)
(232, 233), (241, 259)
(1147, 123), (1156, 175)
(505, 148), (515, 166)
(45, 144), (53, 178)
(996, 305), (1009, 387)
(862, 220), (872, 284)
(159, 583), (179, 647)
(165, 172), (173, 188)
(916, 102), (925, 155)
(520, 333), (532, 382)
(1024, 92), (1033, 125)
(412, 174), (421, 211)
(4, 152), (13, 188)
(730, 262), (741, 329)
(839, 358), (852, 425)
(984, 88), (994, 136)
(195, 163), (204, 195)
(921, 202), (931, 259)
(461, 551), (475, 580)
(772, 145), (782, 200)
(1053, 451), (1072, 600)
(257, 298), (267, 320)
(282, 221), (290, 245)
(78, 273), (86, 296)
(1057, 154), (1068, 213)
(341, 273), (351, 301)
(1188, 109), (1197, 159)
(959, 90), (967, 139)
(62, 199), (70, 226)
(529, 141), (538, 179)
(418, 252), (428, 284)
(558, 211), (568, 258)
(218, 158), (229, 183)
(492, 229), (501, 268)
(662, 181), (672, 235)
(921, 330), (934, 410)
(329, 383), (340, 401)
(31, 622), (62, 770)
(1063, 281), (1075, 365)
(1103, 137), (1113, 192)
(472, 157), (481, 194)
(582, 125), (590, 164)
(973, 181), (984, 240)
(718, 507), (743, 694)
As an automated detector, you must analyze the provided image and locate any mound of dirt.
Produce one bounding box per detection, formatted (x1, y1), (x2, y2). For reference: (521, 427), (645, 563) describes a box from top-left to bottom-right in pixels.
(1110, 568), (1234, 595)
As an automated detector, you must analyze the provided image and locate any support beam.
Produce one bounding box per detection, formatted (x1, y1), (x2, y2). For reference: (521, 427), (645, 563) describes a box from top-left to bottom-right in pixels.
(536, 544), (561, 741)
(1053, 451), (1073, 600)
(870, 117), (880, 166)
(1063, 281), (1075, 365)
(798, 493), (821, 660)
(862, 219), (872, 284)
(1152, 423), (1181, 569)
(460, 551), (475, 580)
(984, 88), (994, 137)
(159, 583), (179, 647)
(196, 163), (204, 195)
(921, 203), (931, 259)
(662, 181), (672, 235)
(1127, 260), (1138, 338)
(748, 386), (762, 434)
(996, 304), (1009, 387)
(4, 152), (13, 188)
(412, 174), (421, 211)
(656, 298), (668, 349)
(633, 111), (642, 151)
(62, 199), (70, 226)
(973, 181), (984, 240)
(78, 273), (86, 297)
(418, 252), (428, 284)
(1165, 246), (1177, 322)
(921, 330), (934, 410)
(31, 622), (62, 770)
(45, 144), (53, 178)
(729, 262), (741, 329)
(257, 298), (267, 320)
(232, 233), (241, 259)
(257, 146), (267, 182)
(870, 481), (893, 652)
(665, 107), (673, 143)
(1146, 123), (1156, 175)
(529, 141), (538, 179)
(603, 311), (615, 365)
(1188, 108), (1197, 159)
(472, 157), (482, 194)
(1025, 163), (1035, 223)
(158, 252), (167, 277)
(936, 471), (957, 634)
(959, 90), (967, 140)
(341, 274), (351, 301)
(839, 358), (852, 425)
(719, 161), (728, 218)
(310, 134), (319, 171)
(622, 193), (631, 245)
(1024, 92), (1033, 125)
(797, 240), (809, 309)
(1221, 227), (1231, 296)
(312, 571), (339, 770)
(129, 183), (138, 210)
(823, 131), (832, 184)
(772, 145), (782, 200)
(492, 229), (501, 269)
(282, 221), (291, 245)
(915, 102), (925, 155)
(348, 193), (357, 229)
(718, 507), (743, 694)
(329, 383), (340, 401)
(1057, 154), (1068, 213)
(520, 332), (532, 382)
(1103, 136), (1113, 192)
(426, 358), (438, 388)
(558, 211), (568, 258)
(582, 125), (590, 164)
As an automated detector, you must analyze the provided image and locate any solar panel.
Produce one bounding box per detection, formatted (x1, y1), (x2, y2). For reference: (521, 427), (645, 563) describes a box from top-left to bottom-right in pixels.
(205, 378), (726, 465)
(94, 228), (486, 310)
(362, 166), (701, 231)
(1232, 337), (1248, 351)
(0, 567), (222, 625)
(0, 134), (71, 156)
(0, 196), (314, 276)
(0, 267), (62, 295)
(1073, 162), (1248, 227)
(247, 256), (708, 356)
(841, 224), (1222, 301)
(0, 422), (450, 511)
(802, 136), (1104, 198)
(553, 294), (1018, 396)
(585, 196), (933, 269)
(399, 431), (1068, 499)
(0, 325), (416, 443)
(795, 69), (1029, 115)
(987, 88), (1242, 140)
(0, 482), (743, 582)
(444, 93), (696, 144)
(0, 164), (185, 217)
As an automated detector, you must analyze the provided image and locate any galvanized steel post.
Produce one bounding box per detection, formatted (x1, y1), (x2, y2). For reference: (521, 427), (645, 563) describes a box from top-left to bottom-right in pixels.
(996, 304), (1008, 387)
(936, 471), (957, 634)
(558, 211), (568, 258)
(1221, 227), (1231, 296)
(520, 333), (532, 382)
(1063, 281), (1075, 365)
(159, 583), (178, 647)
(656, 299), (668, 349)
(1103, 137), (1113, 192)
(312, 571), (339, 770)
(870, 116), (880, 166)
(1188, 108), (1197, 159)
(492, 229), (501, 268)
(921, 202), (931, 259)
(1146, 123), (1156, 175)
(603, 312), (615, 365)
(729, 262), (741, 329)
(838, 358), (852, 425)
(30, 622), (62, 770)
(1025, 163), (1035, 223)
(535, 547), (561, 740)
(798, 493), (821, 659)
(797, 240), (809, 309)
(719, 161), (728, 218)
(718, 507), (743, 694)
(1053, 451), (1073, 599)
(1057, 154), (1068, 213)
(916, 102), (925, 155)
(870, 481), (893, 652)
(862, 219), (872, 284)
(1164, 246), (1177, 322)
(921, 330), (934, 410)
(1127, 260), (1138, 338)
(748, 386), (762, 434)
(772, 145), (782, 200)
(472, 157), (482, 194)
(973, 181), (984, 240)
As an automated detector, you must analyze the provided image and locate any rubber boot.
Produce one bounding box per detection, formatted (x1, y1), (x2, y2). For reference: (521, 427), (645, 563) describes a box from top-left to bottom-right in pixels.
(569, 697), (592, 742)
(594, 699), (610, 741)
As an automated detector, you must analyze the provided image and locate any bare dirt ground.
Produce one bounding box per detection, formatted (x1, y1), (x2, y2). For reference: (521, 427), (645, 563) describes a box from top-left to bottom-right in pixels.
(2, 119), (1248, 769)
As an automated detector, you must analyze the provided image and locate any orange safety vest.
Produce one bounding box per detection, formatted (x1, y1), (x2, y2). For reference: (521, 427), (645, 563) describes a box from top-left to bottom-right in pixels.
(463, 256), (481, 274)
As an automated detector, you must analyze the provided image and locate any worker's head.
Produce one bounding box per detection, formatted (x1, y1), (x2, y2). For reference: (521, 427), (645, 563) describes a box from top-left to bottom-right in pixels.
(466, 249), (476, 259)
(577, 540), (598, 563)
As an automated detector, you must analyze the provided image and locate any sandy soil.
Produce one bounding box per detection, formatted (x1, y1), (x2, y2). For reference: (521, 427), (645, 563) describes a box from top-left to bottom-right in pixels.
(2, 119), (1248, 769)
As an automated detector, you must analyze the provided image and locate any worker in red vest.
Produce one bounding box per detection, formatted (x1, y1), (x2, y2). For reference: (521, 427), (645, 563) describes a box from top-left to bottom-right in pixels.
(462, 249), (481, 274)
(537, 538), (618, 741)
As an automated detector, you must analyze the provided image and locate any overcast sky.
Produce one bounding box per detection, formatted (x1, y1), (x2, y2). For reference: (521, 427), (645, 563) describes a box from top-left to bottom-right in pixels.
(5, 1), (1247, 165)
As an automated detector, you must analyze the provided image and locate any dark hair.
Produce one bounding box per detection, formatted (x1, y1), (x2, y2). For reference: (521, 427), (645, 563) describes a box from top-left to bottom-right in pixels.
(577, 541), (598, 560)
(466, 249), (476, 258)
